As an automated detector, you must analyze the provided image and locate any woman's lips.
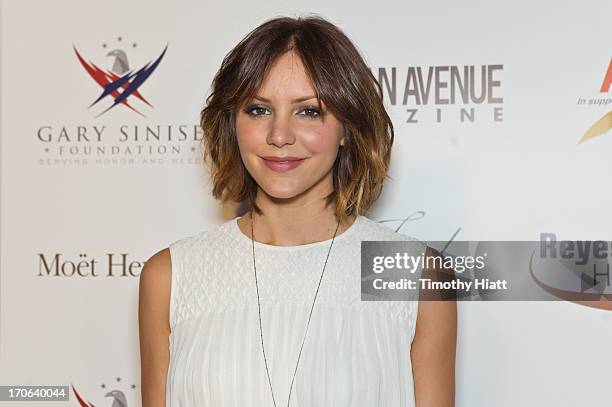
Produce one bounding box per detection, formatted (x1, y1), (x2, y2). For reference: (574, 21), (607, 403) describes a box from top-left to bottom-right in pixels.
(260, 156), (305, 172)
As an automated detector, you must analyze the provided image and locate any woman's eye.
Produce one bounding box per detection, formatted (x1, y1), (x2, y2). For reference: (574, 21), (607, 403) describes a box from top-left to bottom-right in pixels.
(243, 105), (322, 119)
(298, 107), (321, 118)
(244, 105), (270, 117)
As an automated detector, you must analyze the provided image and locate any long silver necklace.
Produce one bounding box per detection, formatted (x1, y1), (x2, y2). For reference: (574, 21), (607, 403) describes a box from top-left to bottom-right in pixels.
(249, 211), (340, 407)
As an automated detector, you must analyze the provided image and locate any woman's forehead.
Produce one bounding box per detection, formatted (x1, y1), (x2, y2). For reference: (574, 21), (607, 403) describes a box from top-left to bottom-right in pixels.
(258, 53), (314, 98)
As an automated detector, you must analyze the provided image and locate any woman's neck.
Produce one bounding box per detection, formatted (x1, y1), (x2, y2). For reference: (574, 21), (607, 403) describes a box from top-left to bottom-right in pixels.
(237, 190), (357, 247)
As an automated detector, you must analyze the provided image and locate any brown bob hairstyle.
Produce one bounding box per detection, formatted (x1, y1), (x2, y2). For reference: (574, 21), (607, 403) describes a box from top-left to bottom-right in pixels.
(200, 14), (394, 223)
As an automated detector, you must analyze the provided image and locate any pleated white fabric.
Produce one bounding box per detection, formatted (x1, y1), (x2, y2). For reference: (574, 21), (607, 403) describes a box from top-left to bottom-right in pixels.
(165, 215), (425, 407)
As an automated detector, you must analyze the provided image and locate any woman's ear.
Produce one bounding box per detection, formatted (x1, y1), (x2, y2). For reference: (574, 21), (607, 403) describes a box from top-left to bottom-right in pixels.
(340, 124), (347, 146)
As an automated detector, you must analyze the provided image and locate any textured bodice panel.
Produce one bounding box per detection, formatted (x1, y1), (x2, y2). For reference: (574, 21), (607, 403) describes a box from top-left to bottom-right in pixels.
(166, 215), (425, 407)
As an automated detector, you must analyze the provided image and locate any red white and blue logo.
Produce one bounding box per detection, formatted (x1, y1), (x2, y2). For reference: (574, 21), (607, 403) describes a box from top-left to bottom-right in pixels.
(73, 38), (168, 117)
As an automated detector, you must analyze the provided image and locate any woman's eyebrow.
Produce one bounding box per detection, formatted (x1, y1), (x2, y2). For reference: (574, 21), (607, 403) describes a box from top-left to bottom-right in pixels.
(253, 94), (318, 103)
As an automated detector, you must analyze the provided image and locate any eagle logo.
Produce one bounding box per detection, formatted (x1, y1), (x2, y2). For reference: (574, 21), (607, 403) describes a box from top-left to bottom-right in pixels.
(73, 40), (168, 117)
(71, 379), (136, 407)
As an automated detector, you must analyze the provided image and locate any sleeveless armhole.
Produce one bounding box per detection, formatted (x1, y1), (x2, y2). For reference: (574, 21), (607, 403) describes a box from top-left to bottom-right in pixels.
(168, 240), (181, 334)
(406, 236), (426, 345)
(369, 219), (424, 345)
(409, 239), (431, 344)
(410, 270), (420, 344)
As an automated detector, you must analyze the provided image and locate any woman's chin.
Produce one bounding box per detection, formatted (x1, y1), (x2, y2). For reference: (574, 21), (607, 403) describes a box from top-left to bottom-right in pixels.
(259, 184), (304, 200)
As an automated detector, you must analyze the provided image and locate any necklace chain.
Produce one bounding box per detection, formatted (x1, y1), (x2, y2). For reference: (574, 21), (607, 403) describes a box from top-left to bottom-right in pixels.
(249, 211), (341, 407)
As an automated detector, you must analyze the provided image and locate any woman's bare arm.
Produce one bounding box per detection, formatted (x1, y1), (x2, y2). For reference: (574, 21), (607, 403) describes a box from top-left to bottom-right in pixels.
(411, 245), (457, 406)
(138, 248), (172, 407)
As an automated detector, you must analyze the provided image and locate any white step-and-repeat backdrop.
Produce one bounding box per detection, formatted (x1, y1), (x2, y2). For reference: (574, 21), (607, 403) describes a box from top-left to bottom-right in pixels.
(1, 0), (611, 406)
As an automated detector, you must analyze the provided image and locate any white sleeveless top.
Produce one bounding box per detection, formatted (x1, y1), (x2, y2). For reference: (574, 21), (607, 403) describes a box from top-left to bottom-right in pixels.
(165, 215), (425, 407)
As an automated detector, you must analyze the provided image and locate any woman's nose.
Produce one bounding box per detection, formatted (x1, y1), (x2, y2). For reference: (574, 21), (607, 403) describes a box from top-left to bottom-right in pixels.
(267, 113), (296, 147)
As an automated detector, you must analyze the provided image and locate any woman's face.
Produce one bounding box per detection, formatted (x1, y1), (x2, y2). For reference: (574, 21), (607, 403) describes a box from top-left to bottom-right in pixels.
(235, 50), (345, 201)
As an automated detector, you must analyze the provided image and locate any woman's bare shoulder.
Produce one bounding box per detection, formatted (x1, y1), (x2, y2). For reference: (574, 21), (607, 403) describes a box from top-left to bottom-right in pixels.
(138, 247), (172, 406)
(141, 247), (172, 286)
(139, 247), (172, 332)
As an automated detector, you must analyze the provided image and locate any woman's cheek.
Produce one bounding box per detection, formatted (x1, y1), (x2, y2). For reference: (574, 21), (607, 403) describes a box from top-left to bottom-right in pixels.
(236, 126), (262, 153)
(301, 129), (328, 152)
(304, 129), (341, 157)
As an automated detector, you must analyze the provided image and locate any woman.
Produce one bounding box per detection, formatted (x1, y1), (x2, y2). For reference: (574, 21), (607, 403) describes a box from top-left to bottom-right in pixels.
(139, 14), (456, 407)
